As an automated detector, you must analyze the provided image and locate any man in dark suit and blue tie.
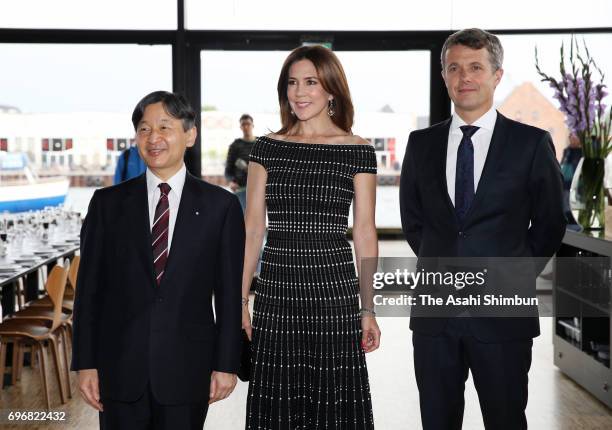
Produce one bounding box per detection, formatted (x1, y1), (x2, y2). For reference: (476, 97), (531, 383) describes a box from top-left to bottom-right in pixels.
(72, 91), (245, 429)
(400, 29), (566, 429)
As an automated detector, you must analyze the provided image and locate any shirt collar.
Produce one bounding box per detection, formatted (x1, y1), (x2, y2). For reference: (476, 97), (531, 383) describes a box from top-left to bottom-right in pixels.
(146, 164), (187, 197)
(450, 105), (498, 134)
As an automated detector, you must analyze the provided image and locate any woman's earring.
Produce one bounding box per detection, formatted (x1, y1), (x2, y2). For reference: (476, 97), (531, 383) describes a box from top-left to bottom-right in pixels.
(327, 99), (336, 117)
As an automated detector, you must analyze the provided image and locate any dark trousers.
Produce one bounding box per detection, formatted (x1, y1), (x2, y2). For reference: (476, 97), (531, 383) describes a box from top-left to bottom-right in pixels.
(99, 383), (209, 430)
(413, 320), (532, 430)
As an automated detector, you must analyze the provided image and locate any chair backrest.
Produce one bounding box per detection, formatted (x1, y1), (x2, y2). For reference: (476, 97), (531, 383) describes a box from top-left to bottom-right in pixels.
(68, 255), (80, 292)
(45, 265), (68, 331)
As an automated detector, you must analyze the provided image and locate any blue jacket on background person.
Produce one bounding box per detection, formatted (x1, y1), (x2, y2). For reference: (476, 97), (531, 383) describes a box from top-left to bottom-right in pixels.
(113, 145), (146, 184)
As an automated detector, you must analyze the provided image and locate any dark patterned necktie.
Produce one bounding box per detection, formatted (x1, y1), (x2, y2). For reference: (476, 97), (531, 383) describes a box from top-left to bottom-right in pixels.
(152, 183), (171, 286)
(455, 125), (479, 224)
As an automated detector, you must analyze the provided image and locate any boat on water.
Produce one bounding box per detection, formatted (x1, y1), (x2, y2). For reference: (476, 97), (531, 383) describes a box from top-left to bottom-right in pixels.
(0, 152), (69, 213)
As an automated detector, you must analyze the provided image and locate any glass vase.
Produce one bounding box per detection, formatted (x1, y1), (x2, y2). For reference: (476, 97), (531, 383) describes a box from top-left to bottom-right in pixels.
(569, 157), (605, 230)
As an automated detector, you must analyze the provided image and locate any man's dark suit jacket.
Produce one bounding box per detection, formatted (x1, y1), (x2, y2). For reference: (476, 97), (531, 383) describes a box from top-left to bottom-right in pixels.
(400, 112), (566, 341)
(71, 172), (245, 404)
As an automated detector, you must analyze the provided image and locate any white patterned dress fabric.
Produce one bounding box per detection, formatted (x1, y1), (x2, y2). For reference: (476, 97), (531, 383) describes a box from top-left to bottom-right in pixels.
(246, 136), (377, 430)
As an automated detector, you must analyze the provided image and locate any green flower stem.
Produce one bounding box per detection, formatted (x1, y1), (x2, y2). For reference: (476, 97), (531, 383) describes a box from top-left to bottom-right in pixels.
(577, 158), (605, 229)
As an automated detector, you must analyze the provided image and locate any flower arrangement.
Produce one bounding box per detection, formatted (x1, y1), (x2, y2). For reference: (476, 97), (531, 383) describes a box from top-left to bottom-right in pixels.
(535, 36), (611, 158)
(535, 37), (612, 229)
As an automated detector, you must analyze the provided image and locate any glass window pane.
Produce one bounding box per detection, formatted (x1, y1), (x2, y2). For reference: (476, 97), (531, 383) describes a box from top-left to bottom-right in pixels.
(188, 0), (609, 30)
(200, 49), (429, 229)
(1, 0), (176, 29)
(0, 44), (172, 214)
(1, 44), (172, 113)
(200, 50), (288, 177)
(188, 0), (452, 30)
(494, 33), (612, 158)
(453, 0), (612, 30)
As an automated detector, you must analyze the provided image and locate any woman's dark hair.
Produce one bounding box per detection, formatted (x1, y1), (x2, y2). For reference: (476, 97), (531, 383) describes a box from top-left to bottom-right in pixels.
(277, 45), (354, 135)
(131, 91), (196, 131)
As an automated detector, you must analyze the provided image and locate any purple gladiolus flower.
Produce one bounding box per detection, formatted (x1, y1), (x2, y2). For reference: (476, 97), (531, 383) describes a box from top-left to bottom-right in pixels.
(535, 36), (611, 158)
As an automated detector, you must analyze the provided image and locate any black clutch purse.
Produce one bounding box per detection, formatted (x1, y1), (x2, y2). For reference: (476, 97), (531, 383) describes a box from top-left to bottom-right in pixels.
(237, 330), (251, 382)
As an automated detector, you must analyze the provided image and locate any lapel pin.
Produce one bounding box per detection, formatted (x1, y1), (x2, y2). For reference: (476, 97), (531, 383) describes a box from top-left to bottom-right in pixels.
(195, 211), (200, 216)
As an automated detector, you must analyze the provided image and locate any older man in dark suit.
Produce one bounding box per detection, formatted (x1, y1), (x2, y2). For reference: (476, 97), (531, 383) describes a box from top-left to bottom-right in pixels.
(72, 91), (244, 430)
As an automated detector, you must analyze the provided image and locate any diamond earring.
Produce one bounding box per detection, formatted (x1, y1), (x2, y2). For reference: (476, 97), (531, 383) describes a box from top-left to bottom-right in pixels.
(327, 99), (336, 117)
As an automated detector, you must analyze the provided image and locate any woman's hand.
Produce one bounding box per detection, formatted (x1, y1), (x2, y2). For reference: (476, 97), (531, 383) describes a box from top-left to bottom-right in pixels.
(242, 305), (253, 341)
(361, 315), (381, 353)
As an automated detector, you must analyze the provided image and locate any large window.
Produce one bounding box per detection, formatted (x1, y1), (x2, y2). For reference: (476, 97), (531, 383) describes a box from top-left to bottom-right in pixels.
(200, 50), (288, 175)
(0, 43), (172, 213)
(0, 0), (176, 29)
(494, 33), (612, 158)
(3, 3), (611, 221)
(188, 0), (452, 30)
(452, 0), (612, 30)
(187, 0), (612, 30)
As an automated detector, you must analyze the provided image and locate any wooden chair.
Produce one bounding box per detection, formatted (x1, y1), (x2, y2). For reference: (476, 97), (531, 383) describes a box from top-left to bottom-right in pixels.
(67, 255), (79, 297)
(10, 264), (73, 384)
(14, 277), (26, 311)
(27, 255), (79, 312)
(11, 269), (73, 334)
(0, 265), (71, 409)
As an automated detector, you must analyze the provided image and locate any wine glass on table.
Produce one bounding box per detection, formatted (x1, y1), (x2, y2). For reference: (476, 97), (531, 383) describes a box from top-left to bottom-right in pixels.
(41, 215), (50, 244)
(0, 219), (7, 257)
(0, 219), (7, 244)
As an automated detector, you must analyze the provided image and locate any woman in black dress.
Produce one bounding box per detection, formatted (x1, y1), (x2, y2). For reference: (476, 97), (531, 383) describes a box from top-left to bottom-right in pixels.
(242, 45), (380, 429)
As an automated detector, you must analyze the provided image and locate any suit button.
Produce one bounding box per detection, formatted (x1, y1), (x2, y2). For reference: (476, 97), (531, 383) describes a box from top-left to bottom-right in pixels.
(157, 297), (164, 303)
(458, 231), (464, 237)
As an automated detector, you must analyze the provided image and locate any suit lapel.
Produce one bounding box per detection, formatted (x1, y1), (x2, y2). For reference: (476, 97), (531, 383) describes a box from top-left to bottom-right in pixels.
(123, 174), (156, 286)
(463, 111), (509, 225)
(432, 119), (457, 223)
(159, 173), (207, 289)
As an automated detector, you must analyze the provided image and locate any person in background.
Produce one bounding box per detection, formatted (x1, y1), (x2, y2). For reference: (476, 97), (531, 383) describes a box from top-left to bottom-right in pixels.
(560, 133), (583, 228)
(113, 143), (146, 184)
(225, 114), (256, 211)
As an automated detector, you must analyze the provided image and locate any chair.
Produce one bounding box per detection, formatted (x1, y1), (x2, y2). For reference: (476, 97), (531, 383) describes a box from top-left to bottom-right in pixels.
(0, 265), (71, 409)
(10, 264), (73, 379)
(10, 267), (73, 335)
(27, 256), (79, 312)
(14, 277), (25, 311)
(67, 255), (79, 297)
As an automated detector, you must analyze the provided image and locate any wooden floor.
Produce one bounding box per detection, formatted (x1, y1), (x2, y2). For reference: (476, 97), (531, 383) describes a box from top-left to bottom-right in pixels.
(1, 317), (611, 429)
(1, 242), (611, 429)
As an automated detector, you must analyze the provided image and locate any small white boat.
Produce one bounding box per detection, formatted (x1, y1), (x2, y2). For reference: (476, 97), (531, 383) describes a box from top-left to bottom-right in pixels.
(0, 153), (69, 213)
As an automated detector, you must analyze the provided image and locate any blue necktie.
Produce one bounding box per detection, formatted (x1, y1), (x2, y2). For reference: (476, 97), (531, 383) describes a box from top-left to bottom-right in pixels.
(455, 125), (479, 224)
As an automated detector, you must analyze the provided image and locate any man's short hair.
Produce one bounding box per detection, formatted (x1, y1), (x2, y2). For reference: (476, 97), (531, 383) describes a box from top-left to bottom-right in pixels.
(132, 91), (196, 132)
(239, 114), (253, 123)
(441, 28), (504, 72)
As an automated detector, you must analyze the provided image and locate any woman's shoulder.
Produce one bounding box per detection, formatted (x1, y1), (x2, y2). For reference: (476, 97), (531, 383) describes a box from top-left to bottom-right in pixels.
(344, 135), (372, 146)
(261, 132), (372, 147)
(252, 134), (276, 148)
(260, 133), (288, 144)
